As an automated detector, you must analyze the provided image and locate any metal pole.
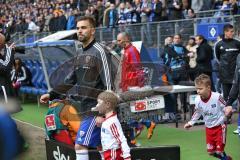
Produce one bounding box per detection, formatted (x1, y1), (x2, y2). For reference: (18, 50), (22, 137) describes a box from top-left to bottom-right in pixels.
(141, 25), (144, 42)
(37, 46), (51, 92)
(157, 24), (161, 57)
(193, 19), (197, 36)
(99, 29), (103, 42)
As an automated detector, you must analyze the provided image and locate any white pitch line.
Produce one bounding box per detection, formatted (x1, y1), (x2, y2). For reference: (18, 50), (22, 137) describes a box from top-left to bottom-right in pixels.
(13, 118), (45, 131)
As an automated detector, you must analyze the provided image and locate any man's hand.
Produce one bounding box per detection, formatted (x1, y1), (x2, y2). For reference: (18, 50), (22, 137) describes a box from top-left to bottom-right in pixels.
(224, 106), (233, 117)
(40, 93), (50, 104)
(184, 122), (192, 129)
(96, 116), (104, 127)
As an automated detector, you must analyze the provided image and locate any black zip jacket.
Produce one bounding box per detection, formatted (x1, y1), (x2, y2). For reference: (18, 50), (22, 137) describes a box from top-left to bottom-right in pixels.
(196, 39), (213, 73)
(215, 38), (240, 84)
(0, 45), (14, 97)
(226, 54), (240, 106)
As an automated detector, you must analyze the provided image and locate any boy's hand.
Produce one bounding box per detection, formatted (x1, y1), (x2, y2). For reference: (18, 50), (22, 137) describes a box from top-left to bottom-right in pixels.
(224, 106), (233, 117)
(96, 116), (104, 127)
(184, 122), (192, 129)
(40, 93), (50, 104)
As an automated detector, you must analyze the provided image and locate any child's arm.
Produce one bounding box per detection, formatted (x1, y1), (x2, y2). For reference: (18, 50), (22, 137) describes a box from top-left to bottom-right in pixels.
(218, 95), (232, 117)
(184, 107), (202, 129)
(110, 122), (131, 159)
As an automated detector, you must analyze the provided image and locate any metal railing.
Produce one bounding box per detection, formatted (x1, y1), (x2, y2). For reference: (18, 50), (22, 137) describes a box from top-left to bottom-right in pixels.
(195, 9), (233, 18)
(12, 15), (240, 56)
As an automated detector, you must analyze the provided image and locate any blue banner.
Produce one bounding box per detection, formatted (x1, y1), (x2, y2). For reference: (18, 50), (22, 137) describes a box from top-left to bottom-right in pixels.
(197, 23), (226, 41)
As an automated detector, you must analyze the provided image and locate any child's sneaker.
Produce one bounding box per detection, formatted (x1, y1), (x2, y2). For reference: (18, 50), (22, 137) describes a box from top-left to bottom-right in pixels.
(233, 129), (239, 134)
(147, 122), (156, 139)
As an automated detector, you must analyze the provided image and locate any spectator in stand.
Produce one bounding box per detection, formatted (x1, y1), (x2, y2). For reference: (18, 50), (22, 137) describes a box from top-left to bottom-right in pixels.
(132, 0), (142, 24)
(140, 0), (153, 45)
(230, 0), (239, 15)
(25, 17), (40, 32)
(107, 3), (118, 28)
(152, 0), (163, 22)
(66, 9), (76, 30)
(58, 10), (67, 31)
(167, 0), (183, 20)
(103, 2), (111, 27)
(96, 0), (105, 26)
(118, 2), (127, 26)
(191, 0), (203, 12)
(195, 35), (215, 91)
(90, 5), (99, 27)
(49, 10), (60, 32)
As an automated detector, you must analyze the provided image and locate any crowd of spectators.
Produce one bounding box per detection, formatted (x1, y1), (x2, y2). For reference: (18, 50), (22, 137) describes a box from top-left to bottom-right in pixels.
(0, 0), (239, 37)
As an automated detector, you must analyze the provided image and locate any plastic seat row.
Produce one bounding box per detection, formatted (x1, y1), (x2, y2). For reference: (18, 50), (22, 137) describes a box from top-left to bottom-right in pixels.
(20, 59), (60, 95)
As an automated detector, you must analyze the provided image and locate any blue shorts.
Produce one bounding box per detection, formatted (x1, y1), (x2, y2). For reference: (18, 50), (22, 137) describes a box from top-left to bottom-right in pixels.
(75, 116), (101, 148)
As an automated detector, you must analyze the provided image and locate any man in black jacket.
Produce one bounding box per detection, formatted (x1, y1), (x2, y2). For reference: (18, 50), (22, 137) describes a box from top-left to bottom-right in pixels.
(195, 35), (215, 91)
(0, 33), (15, 99)
(226, 54), (240, 136)
(214, 24), (240, 101)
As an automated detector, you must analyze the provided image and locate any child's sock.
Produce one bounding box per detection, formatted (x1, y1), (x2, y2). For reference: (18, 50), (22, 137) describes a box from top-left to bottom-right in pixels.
(76, 150), (89, 160)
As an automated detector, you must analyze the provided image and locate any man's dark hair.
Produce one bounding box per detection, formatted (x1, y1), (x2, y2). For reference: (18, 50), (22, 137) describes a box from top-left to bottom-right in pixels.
(195, 35), (205, 40)
(77, 16), (96, 28)
(223, 24), (234, 32)
(174, 34), (182, 39)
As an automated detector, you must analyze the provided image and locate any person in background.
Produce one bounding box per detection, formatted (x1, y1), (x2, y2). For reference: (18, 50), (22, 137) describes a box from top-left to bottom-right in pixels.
(186, 37), (197, 81)
(11, 58), (32, 96)
(214, 24), (240, 102)
(0, 33), (15, 98)
(184, 74), (232, 160)
(226, 54), (240, 136)
(116, 32), (156, 143)
(94, 90), (131, 160)
(195, 35), (215, 91)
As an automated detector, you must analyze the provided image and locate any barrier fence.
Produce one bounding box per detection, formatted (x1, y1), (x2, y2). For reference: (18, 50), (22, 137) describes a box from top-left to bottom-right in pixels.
(12, 15), (240, 56)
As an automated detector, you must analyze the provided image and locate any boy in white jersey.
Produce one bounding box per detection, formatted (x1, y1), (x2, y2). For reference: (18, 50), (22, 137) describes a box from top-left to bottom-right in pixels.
(184, 74), (232, 160)
(95, 90), (131, 160)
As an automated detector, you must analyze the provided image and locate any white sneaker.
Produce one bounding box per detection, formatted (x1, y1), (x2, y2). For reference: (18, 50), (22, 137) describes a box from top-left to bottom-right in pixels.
(233, 129), (239, 134)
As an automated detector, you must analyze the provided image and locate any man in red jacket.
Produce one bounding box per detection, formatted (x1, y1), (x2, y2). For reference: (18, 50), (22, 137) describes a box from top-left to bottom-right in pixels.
(117, 32), (145, 92)
(116, 32), (156, 142)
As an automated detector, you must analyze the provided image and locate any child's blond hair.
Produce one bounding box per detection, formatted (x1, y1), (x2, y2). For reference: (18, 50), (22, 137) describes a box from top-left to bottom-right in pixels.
(194, 74), (211, 87)
(97, 90), (119, 109)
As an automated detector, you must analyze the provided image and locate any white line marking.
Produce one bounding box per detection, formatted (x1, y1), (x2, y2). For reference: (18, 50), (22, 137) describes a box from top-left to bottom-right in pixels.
(13, 118), (45, 131)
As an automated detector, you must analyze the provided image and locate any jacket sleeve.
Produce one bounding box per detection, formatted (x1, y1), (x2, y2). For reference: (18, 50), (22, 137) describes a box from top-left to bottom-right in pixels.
(0, 47), (14, 72)
(16, 66), (27, 82)
(214, 41), (221, 61)
(226, 66), (239, 106)
(110, 122), (131, 159)
(188, 99), (203, 126)
(197, 44), (213, 63)
(98, 47), (112, 91)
